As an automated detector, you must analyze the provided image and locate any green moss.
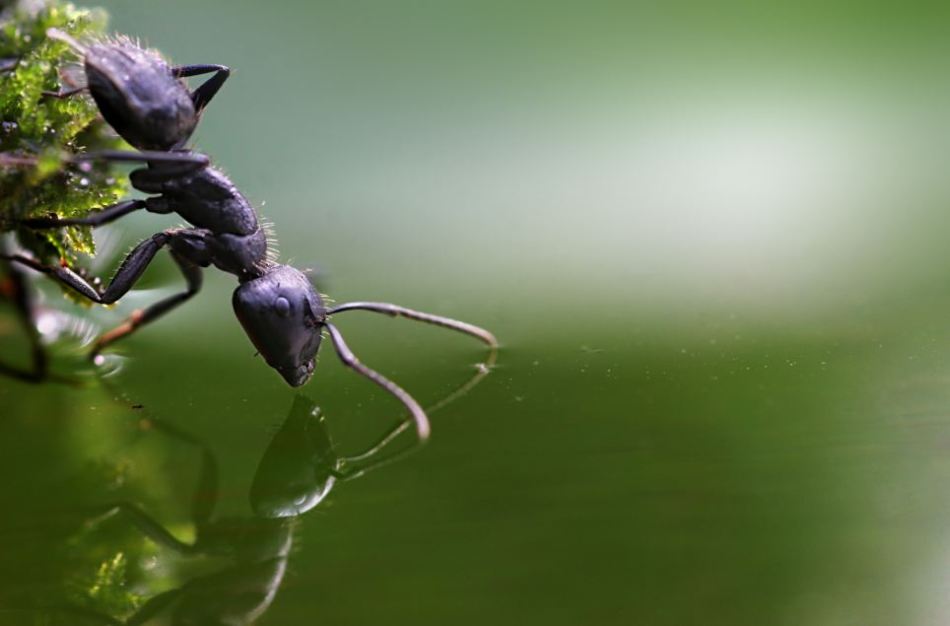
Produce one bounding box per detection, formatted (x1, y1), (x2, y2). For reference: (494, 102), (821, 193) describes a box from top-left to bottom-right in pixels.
(0, 0), (127, 262)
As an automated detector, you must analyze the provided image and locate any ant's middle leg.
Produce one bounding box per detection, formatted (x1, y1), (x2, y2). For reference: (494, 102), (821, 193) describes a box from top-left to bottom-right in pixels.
(22, 198), (146, 229)
(1, 232), (175, 305)
(171, 64), (231, 112)
(41, 86), (86, 99)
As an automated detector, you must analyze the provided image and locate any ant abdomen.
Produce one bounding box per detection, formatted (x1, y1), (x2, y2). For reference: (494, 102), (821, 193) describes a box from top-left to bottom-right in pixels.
(84, 40), (196, 151)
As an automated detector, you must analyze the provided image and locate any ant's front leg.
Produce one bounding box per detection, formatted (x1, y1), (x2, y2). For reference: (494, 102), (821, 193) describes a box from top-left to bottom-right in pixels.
(1, 231), (173, 305)
(1, 228), (208, 360)
(171, 63), (231, 112)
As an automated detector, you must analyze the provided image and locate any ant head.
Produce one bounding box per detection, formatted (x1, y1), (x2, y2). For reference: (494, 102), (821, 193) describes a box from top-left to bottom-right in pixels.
(250, 396), (338, 518)
(84, 41), (196, 150)
(233, 265), (326, 387)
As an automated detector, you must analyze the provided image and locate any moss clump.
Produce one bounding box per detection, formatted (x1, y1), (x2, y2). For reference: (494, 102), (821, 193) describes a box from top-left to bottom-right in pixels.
(0, 0), (126, 262)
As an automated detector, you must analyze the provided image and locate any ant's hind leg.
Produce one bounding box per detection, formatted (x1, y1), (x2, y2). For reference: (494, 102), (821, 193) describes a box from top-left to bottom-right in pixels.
(91, 251), (203, 360)
(171, 64), (230, 112)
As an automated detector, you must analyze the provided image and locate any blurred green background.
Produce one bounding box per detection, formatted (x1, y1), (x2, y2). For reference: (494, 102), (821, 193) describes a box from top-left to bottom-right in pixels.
(4, 1), (950, 624)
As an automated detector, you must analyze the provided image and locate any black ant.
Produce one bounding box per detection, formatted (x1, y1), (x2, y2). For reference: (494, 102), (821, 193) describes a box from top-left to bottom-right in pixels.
(1, 31), (497, 441)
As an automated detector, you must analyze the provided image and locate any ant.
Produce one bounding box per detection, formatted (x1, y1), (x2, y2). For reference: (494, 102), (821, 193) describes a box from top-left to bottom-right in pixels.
(1, 31), (497, 441)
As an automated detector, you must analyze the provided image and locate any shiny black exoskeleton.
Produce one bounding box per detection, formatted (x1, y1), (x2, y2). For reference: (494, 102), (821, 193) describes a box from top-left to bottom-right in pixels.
(43, 29), (228, 150)
(1, 32), (496, 441)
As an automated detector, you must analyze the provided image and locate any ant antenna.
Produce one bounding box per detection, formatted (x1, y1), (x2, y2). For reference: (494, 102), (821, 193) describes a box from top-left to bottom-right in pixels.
(336, 344), (496, 480)
(325, 322), (431, 441)
(322, 302), (498, 469)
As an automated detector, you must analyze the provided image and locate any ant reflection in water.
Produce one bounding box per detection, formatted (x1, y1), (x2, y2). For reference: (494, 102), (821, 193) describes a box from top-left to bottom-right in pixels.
(65, 395), (426, 626)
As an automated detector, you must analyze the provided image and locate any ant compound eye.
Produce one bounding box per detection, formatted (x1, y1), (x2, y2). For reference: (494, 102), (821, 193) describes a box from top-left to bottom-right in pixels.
(274, 296), (291, 317)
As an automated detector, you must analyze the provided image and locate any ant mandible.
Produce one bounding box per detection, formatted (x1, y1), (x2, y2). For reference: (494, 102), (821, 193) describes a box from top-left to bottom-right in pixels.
(1, 31), (497, 441)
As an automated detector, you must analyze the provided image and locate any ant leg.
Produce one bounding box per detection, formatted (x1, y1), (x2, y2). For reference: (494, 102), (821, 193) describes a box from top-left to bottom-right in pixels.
(0, 146), (165, 172)
(1, 231), (174, 305)
(171, 64), (230, 112)
(72, 149), (210, 169)
(324, 322), (431, 441)
(91, 250), (203, 359)
(0, 249), (49, 383)
(2, 230), (205, 361)
(41, 86), (86, 99)
(172, 63), (229, 78)
(22, 198), (146, 229)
